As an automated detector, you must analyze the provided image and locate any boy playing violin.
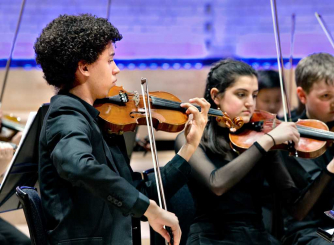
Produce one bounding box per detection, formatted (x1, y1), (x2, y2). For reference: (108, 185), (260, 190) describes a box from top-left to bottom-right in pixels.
(35, 14), (210, 245)
(282, 52), (334, 245)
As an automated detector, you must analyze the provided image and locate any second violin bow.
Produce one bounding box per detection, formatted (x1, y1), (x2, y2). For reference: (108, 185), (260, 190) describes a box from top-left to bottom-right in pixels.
(140, 78), (174, 245)
(1, 0), (27, 108)
(315, 12), (334, 50)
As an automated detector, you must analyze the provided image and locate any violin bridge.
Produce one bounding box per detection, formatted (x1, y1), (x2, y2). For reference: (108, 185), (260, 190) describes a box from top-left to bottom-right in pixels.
(133, 91), (140, 106)
(272, 119), (277, 129)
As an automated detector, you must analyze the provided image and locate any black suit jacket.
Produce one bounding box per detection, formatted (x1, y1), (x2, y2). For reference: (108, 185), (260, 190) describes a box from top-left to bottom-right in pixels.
(39, 93), (191, 245)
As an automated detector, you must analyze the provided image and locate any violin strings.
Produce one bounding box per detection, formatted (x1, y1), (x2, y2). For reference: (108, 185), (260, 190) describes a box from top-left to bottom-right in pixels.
(265, 121), (331, 135)
(269, 121), (333, 135)
(263, 121), (320, 133)
(297, 125), (334, 138)
(264, 121), (334, 139)
(151, 97), (223, 116)
(297, 124), (334, 136)
(152, 97), (181, 108)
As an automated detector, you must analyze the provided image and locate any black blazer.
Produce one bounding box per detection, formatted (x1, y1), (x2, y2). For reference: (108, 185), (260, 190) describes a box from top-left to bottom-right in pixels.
(39, 93), (191, 245)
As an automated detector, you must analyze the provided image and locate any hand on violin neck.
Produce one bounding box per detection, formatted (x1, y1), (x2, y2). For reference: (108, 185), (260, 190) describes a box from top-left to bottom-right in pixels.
(144, 200), (181, 245)
(178, 98), (210, 161)
(257, 122), (300, 152)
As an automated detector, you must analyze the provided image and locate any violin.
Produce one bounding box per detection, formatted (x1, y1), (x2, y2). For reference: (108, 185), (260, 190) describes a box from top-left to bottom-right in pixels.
(229, 110), (334, 159)
(94, 86), (244, 135)
(0, 113), (24, 143)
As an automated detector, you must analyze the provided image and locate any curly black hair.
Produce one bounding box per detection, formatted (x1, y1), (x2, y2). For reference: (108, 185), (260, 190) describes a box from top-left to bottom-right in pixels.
(257, 70), (280, 90)
(34, 14), (122, 90)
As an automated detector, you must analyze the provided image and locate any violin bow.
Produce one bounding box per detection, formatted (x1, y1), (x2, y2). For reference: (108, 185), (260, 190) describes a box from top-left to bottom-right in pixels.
(270, 0), (293, 122)
(315, 12), (334, 49)
(270, 0), (298, 156)
(0, 0), (27, 108)
(140, 78), (173, 245)
(106, 0), (112, 20)
(289, 14), (296, 108)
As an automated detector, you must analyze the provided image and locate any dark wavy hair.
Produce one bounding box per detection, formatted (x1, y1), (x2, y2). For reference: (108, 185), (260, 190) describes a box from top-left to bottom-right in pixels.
(257, 70), (280, 90)
(202, 59), (257, 156)
(34, 14), (122, 91)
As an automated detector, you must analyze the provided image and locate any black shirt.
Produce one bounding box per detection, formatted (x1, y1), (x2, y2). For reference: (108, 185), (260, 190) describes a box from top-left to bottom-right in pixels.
(175, 128), (299, 225)
(175, 121), (334, 244)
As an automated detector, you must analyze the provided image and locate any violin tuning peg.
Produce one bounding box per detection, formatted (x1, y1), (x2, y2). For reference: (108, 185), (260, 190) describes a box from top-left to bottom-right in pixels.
(233, 117), (244, 130)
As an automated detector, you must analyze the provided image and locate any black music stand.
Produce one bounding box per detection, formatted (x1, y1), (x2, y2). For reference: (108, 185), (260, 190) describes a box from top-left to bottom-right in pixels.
(317, 227), (334, 242)
(0, 104), (49, 213)
(316, 210), (334, 242)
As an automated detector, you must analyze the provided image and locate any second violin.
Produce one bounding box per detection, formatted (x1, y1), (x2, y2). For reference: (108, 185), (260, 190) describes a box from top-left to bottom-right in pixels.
(230, 110), (334, 159)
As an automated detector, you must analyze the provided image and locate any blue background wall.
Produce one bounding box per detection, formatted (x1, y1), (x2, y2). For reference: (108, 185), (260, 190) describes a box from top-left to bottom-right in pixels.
(1, 0), (334, 68)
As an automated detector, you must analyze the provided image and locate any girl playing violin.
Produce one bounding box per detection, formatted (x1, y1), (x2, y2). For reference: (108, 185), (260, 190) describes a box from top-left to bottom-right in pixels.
(175, 59), (334, 245)
(35, 14), (210, 245)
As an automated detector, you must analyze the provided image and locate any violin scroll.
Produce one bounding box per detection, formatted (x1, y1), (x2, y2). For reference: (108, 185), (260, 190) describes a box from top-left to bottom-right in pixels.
(233, 116), (244, 131)
(216, 112), (244, 133)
